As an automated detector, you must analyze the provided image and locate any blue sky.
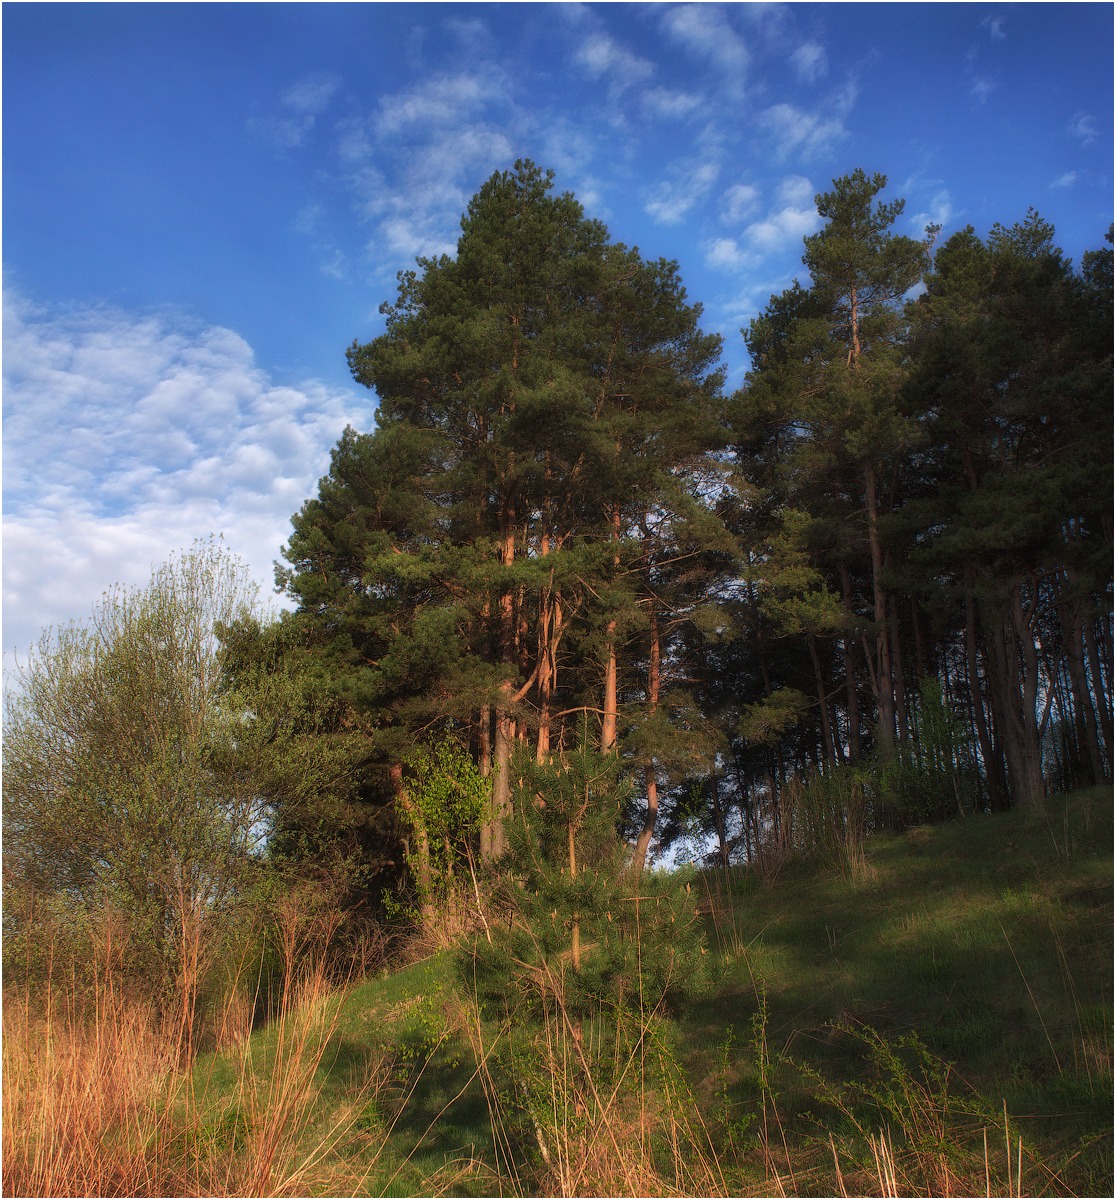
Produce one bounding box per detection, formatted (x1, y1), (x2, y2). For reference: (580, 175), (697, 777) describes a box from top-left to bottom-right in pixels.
(4, 2), (1112, 668)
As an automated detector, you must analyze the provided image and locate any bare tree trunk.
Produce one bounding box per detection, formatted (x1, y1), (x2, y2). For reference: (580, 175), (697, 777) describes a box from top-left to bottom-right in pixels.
(865, 463), (896, 761)
(1057, 597), (1103, 784)
(1083, 611), (1114, 775)
(965, 582), (1005, 809)
(710, 774), (729, 867)
(809, 634), (837, 766)
(982, 585), (1046, 810)
(839, 564), (862, 763)
(478, 705), (492, 859)
(601, 504), (622, 755)
(632, 600), (661, 875)
(488, 513), (518, 859)
(890, 596), (909, 745)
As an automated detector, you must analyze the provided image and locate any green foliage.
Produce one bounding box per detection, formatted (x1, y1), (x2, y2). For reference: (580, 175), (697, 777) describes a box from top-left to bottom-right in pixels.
(3, 540), (265, 1001)
(399, 739), (489, 911)
(457, 735), (713, 1177)
(799, 1023), (1011, 1195)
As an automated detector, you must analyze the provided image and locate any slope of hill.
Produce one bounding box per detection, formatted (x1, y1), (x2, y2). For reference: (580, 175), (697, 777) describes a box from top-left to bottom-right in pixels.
(179, 788), (1115, 1195)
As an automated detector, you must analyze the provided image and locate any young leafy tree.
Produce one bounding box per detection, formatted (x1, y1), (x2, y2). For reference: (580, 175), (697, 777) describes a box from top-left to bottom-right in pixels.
(3, 541), (269, 1017)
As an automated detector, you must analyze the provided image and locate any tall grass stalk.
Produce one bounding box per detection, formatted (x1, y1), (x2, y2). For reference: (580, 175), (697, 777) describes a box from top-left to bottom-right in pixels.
(2, 910), (386, 1198)
(462, 911), (726, 1197)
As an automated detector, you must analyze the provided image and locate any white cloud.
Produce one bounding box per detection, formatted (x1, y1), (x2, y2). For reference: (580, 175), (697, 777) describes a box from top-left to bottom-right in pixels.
(910, 189), (954, 233)
(980, 15), (1007, 41)
(375, 71), (505, 136)
(776, 175), (813, 206)
(333, 72), (516, 270)
(790, 41), (827, 84)
(970, 75), (996, 104)
(703, 237), (749, 271)
(1050, 171), (1078, 189)
(759, 102), (847, 159)
(643, 160), (720, 225)
(721, 183), (760, 224)
(2, 293), (369, 667)
(281, 73), (342, 115)
(741, 175), (821, 252)
(444, 16), (492, 56)
(1068, 112), (1097, 145)
(641, 87), (703, 120)
(257, 72), (344, 149)
(572, 30), (654, 89)
(662, 5), (749, 82)
(335, 116), (375, 164)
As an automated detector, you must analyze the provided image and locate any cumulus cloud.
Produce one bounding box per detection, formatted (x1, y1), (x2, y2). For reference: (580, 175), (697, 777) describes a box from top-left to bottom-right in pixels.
(662, 5), (749, 82)
(741, 175), (821, 252)
(702, 237), (755, 272)
(643, 160), (720, 224)
(2, 293), (369, 666)
(790, 41), (827, 84)
(759, 102), (847, 159)
(776, 174), (813, 206)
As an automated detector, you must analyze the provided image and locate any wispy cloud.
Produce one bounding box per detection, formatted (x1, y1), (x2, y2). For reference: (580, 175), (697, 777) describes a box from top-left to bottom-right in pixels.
(572, 29), (654, 89)
(282, 72), (342, 115)
(641, 86), (704, 119)
(970, 75), (996, 103)
(662, 5), (749, 85)
(444, 16), (492, 56)
(790, 41), (827, 84)
(644, 160), (720, 224)
(980, 15), (1007, 41)
(759, 102), (847, 159)
(258, 72), (343, 149)
(1067, 112), (1098, 145)
(2, 292), (367, 663)
(721, 183), (761, 224)
(374, 71), (506, 136)
(1050, 171), (1078, 189)
(326, 69), (518, 268)
(703, 237), (751, 271)
(910, 189), (954, 234)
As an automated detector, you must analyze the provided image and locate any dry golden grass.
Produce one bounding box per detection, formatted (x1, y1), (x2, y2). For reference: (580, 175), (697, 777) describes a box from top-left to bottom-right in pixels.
(2, 906), (388, 1198)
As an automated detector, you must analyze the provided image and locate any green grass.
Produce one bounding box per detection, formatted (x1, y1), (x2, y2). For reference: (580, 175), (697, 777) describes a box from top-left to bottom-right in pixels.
(689, 787), (1113, 1194)
(188, 787), (1112, 1195)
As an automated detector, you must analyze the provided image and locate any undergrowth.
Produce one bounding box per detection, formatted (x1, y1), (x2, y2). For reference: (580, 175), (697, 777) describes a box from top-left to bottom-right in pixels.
(4, 788), (1110, 1196)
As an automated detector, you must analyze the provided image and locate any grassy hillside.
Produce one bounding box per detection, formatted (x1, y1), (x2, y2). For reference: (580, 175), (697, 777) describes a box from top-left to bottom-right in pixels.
(6, 788), (1111, 1196)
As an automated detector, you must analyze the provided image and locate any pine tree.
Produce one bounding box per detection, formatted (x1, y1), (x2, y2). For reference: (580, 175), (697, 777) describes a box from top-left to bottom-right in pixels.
(733, 170), (933, 771)
(900, 216), (1113, 806)
(279, 161), (727, 885)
